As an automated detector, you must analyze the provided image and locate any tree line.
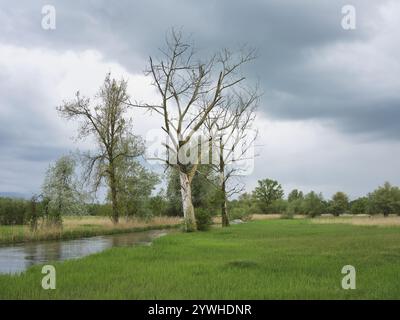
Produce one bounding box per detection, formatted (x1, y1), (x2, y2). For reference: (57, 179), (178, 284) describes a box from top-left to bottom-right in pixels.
(233, 178), (400, 219)
(1, 174), (399, 229)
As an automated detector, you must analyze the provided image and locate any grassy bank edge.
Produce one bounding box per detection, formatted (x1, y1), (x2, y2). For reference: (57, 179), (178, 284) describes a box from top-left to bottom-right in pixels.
(0, 223), (182, 246)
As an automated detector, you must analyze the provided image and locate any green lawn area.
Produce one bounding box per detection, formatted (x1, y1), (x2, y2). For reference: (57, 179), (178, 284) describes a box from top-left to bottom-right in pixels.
(1, 219), (399, 299)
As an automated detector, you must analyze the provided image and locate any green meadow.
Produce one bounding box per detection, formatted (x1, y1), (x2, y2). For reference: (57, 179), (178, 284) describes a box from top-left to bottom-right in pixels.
(1, 219), (399, 299)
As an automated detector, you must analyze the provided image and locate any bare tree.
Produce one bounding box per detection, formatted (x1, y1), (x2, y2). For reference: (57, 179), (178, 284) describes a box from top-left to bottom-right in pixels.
(57, 74), (144, 224)
(205, 88), (259, 227)
(129, 29), (256, 231)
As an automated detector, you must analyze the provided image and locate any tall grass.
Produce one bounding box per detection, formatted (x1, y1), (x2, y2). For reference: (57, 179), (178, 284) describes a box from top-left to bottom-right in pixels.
(0, 216), (182, 245)
(312, 215), (400, 226)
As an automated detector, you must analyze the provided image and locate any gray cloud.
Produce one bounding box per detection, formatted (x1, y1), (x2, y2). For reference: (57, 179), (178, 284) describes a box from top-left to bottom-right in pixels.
(0, 0), (399, 197)
(0, 0), (397, 139)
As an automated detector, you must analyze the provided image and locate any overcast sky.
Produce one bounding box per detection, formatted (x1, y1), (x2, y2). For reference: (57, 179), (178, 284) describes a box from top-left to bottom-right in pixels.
(1, 0), (400, 199)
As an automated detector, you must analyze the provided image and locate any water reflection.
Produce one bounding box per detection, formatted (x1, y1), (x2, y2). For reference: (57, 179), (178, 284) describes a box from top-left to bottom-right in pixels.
(0, 229), (170, 274)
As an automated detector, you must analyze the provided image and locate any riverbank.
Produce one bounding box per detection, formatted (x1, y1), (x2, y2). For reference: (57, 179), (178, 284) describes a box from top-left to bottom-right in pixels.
(0, 216), (182, 245)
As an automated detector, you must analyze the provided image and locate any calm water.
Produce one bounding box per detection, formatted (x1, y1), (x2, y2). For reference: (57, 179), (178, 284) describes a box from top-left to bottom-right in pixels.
(0, 229), (170, 274)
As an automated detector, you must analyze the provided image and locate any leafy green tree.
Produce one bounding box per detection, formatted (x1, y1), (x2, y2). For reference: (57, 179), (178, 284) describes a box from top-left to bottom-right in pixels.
(286, 198), (304, 216)
(350, 197), (369, 215)
(148, 192), (167, 217)
(58, 74), (144, 224)
(368, 182), (400, 216)
(288, 189), (304, 202)
(253, 179), (284, 213)
(269, 199), (288, 214)
(227, 193), (257, 221)
(237, 192), (255, 207)
(165, 169), (183, 216)
(42, 155), (87, 226)
(329, 191), (349, 216)
(115, 159), (159, 219)
(301, 191), (325, 217)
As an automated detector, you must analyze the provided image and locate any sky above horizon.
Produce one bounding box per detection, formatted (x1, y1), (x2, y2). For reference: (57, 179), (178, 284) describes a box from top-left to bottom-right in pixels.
(1, 0), (400, 200)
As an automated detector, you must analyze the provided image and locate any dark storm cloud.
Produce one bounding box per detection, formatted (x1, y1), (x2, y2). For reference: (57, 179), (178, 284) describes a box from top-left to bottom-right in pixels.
(0, 0), (372, 70)
(0, 0), (397, 140)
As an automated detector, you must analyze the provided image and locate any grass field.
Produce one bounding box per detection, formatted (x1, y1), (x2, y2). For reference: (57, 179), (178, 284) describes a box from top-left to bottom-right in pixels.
(0, 216), (182, 245)
(1, 219), (399, 299)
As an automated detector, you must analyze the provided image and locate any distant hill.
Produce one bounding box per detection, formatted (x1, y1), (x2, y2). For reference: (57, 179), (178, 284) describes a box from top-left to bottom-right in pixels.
(0, 192), (29, 199)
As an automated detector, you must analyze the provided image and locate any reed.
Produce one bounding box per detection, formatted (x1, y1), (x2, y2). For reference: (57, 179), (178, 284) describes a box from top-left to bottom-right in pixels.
(0, 216), (182, 245)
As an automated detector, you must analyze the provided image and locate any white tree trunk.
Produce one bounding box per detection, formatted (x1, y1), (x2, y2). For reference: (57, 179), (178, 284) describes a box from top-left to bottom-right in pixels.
(179, 171), (197, 231)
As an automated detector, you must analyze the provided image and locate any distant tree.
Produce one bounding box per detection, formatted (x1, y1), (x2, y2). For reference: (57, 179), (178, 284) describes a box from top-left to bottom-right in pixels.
(58, 74), (144, 224)
(368, 182), (400, 216)
(286, 199), (304, 216)
(350, 197), (369, 215)
(302, 191), (325, 218)
(148, 191), (167, 217)
(330, 191), (349, 216)
(268, 199), (288, 214)
(253, 179), (284, 213)
(288, 189), (304, 202)
(226, 192), (258, 221)
(0, 197), (27, 225)
(237, 193), (255, 210)
(42, 155), (87, 226)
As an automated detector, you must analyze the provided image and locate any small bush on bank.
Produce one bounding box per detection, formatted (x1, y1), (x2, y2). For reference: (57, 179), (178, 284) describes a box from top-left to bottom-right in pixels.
(195, 208), (213, 231)
(229, 206), (252, 221)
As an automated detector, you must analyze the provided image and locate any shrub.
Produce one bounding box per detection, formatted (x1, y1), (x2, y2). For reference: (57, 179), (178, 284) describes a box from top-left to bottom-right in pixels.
(229, 206), (252, 221)
(288, 189), (304, 202)
(195, 208), (213, 231)
(0, 197), (28, 225)
(286, 198), (304, 216)
(302, 192), (325, 218)
(268, 199), (288, 214)
(350, 197), (369, 215)
(85, 203), (112, 216)
(329, 191), (350, 216)
(148, 195), (167, 216)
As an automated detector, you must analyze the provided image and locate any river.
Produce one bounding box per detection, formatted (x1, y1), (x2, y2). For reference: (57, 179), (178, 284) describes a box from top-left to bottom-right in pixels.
(0, 229), (170, 274)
